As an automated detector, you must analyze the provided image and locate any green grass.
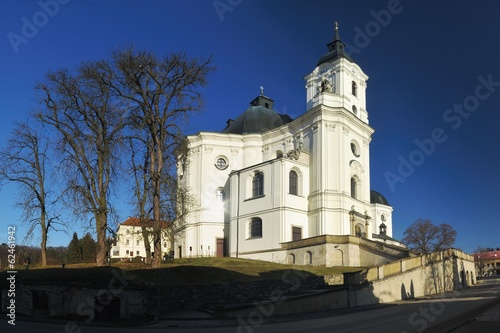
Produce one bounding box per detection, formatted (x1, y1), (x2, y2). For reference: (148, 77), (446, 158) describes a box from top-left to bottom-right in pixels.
(0, 257), (365, 288)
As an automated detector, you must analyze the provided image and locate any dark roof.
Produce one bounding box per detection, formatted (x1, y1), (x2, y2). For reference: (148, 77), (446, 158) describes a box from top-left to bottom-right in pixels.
(222, 95), (293, 135)
(317, 26), (354, 66)
(371, 232), (404, 245)
(370, 190), (390, 206)
(372, 234), (406, 248)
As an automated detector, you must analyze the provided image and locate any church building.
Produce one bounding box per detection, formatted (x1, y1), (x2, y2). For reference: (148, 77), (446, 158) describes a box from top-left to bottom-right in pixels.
(174, 26), (408, 267)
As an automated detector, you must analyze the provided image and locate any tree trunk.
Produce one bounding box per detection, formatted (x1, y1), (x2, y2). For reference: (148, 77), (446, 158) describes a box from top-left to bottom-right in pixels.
(96, 213), (107, 266)
(140, 223), (152, 264)
(39, 210), (48, 266)
(40, 230), (47, 266)
(151, 142), (162, 268)
(152, 193), (162, 268)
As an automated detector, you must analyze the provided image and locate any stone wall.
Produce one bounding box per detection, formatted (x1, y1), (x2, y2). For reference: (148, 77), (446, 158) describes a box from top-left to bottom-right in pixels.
(154, 273), (342, 316)
(1, 249), (475, 320)
(281, 234), (410, 267)
(1, 284), (145, 320)
(1, 273), (344, 319)
(346, 249), (477, 306)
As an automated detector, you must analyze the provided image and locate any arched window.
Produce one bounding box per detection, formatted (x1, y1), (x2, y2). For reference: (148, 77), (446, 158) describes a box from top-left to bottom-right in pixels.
(252, 172), (264, 197)
(351, 177), (357, 199)
(379, 223), (387, 235)
(288, 253), (296, 264)
(355, 223), (364, 237)
(305, 251), (313, 265)
(289, 170), (298, 195)
(352, 81), (357, 96)
(215, 188), (225, 202)
(249, 218), (262, 238)
(276, 150), (284, 158)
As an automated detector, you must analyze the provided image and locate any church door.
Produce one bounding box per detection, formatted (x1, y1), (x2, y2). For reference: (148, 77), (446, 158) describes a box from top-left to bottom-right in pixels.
(216, 238), (225, 257)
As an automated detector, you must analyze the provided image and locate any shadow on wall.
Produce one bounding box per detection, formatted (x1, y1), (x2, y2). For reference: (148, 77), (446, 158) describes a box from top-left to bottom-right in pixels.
(343, 270), (382, 308)
(424, 254), (473, 296)
(401, 280), (415, 300)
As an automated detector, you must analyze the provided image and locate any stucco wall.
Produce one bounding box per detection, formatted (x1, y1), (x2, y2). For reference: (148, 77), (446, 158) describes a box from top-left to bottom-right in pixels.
(348, 249), (476, 306)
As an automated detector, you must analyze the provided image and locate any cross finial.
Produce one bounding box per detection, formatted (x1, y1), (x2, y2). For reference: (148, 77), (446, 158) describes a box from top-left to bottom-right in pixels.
(260, 85), (264, 96)
(334, 21), (339, 31)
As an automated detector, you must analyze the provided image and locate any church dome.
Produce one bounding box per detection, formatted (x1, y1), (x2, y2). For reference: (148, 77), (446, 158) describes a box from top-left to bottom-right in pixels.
(222, 95), (293, 134)
(370, 190), (390, 206)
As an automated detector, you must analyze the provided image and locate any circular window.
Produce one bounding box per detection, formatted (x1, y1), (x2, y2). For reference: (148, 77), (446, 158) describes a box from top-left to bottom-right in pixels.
(381, 214), (386, 222)
(350, 142), (360, 157)
(215, 157), (228, 170)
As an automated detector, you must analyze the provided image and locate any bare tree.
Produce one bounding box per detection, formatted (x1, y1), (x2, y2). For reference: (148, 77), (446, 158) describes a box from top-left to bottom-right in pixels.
(35, 63), (125, 266)
(129, 138), (153, 264)
(473, 246), (488, 276)
(101, 48), (214, 267)
(0, 121), (63, 266)
(402, 218), (457, 254)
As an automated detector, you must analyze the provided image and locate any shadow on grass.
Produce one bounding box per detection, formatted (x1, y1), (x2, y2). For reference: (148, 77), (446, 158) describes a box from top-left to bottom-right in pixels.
(125, 265), (322, 286)
(0, 257), (355, 288)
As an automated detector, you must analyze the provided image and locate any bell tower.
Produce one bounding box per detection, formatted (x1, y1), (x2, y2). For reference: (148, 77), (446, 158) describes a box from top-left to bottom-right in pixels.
(304, 23), (369, 123)
(304, 23), (374, 238)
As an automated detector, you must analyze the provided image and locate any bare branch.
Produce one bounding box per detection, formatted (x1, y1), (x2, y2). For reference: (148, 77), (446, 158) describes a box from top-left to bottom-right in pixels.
(35, 61), (126, 266)
(0, 120), (63, 266)
(402, 218), (457, 254)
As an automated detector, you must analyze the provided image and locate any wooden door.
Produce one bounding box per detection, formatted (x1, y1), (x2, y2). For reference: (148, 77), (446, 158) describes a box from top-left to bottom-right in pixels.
(216, 238), (225, 257)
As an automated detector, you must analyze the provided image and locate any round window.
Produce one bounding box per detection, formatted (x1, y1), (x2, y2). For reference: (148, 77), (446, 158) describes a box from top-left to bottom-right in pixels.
(215, 157), (228, 170)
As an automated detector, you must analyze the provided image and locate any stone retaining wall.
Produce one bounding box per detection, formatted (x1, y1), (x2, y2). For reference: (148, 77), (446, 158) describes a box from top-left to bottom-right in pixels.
(1, 272), (344, 319)
(154, 273), (343, 316)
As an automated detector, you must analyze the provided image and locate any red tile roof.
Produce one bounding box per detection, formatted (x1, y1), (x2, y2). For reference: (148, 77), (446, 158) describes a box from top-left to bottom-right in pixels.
(473, 251), (500, 260)
(120, 217), (171, 228)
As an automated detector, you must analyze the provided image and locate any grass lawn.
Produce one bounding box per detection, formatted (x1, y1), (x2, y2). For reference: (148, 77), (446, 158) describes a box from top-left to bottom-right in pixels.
(0, 257), (365, 288)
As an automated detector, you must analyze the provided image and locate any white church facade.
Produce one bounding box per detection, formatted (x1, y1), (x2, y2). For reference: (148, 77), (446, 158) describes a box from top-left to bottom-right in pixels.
(174, 27), (408, 267)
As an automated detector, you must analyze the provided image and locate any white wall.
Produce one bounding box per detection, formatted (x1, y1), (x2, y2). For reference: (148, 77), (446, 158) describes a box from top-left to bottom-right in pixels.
(112, 225), (170, 259)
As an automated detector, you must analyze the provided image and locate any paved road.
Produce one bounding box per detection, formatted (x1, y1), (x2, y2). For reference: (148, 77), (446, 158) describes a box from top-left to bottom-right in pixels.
(3, 276), (500, 333)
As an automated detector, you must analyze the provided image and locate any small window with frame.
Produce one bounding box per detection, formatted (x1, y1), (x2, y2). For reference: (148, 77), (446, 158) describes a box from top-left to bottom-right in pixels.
(249, 218), (262, 238)
(215, 157), (228, 170)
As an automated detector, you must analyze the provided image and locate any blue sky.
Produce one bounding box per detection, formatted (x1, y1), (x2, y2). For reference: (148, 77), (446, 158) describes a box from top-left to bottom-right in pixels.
(1, 0), (499, 254)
